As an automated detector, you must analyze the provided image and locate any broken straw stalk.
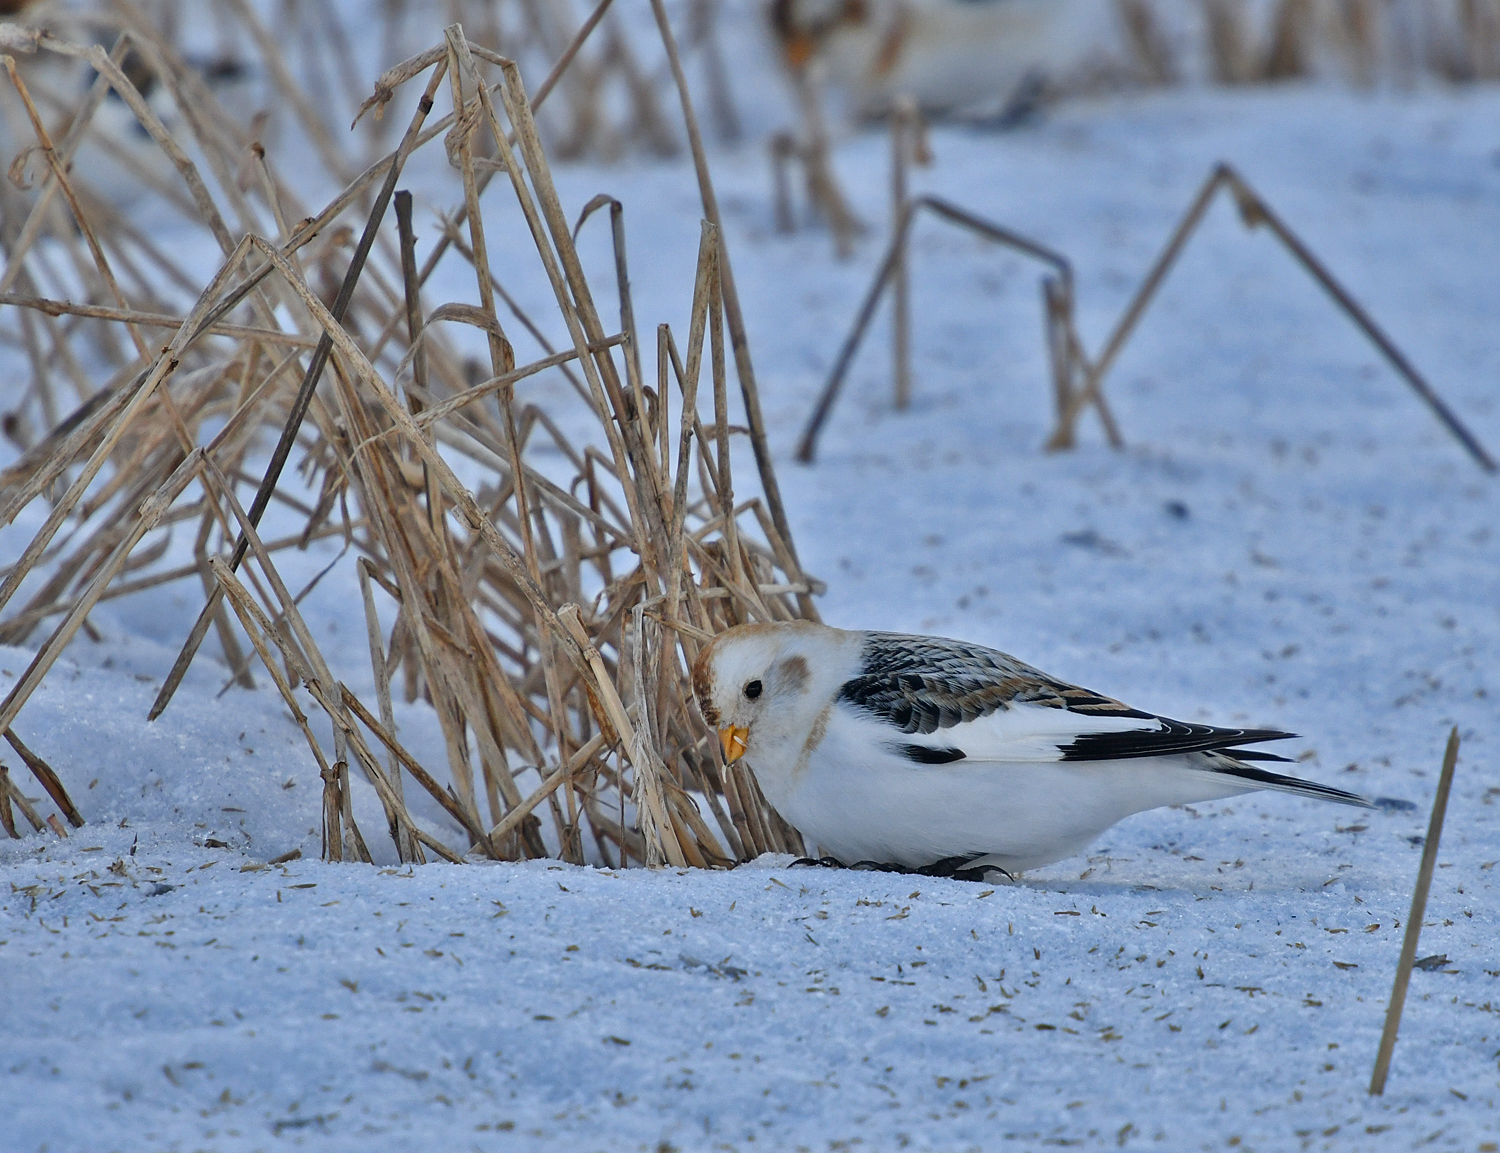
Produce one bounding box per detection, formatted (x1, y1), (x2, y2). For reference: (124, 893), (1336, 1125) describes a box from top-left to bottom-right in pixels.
(797, 159), (1492, 472)
(0, 12), (808, 867)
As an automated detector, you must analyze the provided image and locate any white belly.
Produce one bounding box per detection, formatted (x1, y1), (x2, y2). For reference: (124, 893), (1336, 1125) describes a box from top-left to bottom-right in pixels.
(750, 742), (1250, 874)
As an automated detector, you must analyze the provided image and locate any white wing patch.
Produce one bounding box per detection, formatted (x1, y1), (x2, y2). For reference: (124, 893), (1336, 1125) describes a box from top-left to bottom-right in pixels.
(844, 699), (1166, 764)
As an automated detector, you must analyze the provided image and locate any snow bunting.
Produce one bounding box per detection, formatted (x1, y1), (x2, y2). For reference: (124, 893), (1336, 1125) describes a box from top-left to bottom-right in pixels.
(693, 621), (1374, 878)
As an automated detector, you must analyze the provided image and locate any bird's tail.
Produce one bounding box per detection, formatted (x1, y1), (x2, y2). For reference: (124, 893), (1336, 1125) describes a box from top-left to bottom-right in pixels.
(1215, 760), (1376, 808)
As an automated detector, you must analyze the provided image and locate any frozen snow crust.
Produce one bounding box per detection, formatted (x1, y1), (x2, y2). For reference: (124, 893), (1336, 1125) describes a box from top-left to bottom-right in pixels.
(4, 80), (1500, 1151)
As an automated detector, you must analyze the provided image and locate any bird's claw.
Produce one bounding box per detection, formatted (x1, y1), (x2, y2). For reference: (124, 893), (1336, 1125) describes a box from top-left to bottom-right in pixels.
(789, 855), (1011, 883)
(789, 856), (844, 869)
(915, 855), (1013, 883)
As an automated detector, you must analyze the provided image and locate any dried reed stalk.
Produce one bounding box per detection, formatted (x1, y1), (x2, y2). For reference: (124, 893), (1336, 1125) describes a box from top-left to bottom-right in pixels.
(795, 194), (1117, 463)
(1116, 0), (1177, 84)
(889, 98), (917, 412)
(0, 13), (815, 865)
(1369, 728), (1460, 1096)
(1048, 163), (1495, 472)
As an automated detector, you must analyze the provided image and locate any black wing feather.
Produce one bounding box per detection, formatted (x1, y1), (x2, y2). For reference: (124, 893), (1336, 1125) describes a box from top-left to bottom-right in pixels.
(898, 744), (967, 765)
(1058, 718), (1296, 762)
(842, 632), (1296, 762)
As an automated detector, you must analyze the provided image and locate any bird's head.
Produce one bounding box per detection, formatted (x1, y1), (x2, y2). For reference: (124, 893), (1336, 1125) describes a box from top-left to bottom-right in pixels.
(769, 0), (871, 68)
(691, 621), (860, 767)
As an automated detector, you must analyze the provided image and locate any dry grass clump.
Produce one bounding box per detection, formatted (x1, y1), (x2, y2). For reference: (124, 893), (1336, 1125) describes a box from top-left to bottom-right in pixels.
(0, 4), (814, 868)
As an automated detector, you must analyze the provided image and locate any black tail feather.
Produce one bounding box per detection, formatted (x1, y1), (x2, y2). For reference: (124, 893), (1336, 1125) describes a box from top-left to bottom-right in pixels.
(1217, 762), (1374, 808)
(1222, 748), (1294, 763)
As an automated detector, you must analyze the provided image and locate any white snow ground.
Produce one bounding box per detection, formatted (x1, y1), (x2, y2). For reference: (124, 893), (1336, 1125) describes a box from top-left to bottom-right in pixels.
(3, 66), (1500, 1153)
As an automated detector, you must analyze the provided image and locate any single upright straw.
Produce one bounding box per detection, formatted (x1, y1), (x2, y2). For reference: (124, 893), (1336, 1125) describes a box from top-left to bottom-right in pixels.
(1369, 727), (1460, 1096)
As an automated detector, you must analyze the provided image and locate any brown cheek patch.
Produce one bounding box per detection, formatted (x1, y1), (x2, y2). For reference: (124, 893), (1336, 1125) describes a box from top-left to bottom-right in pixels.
(777, 654), (810, 695)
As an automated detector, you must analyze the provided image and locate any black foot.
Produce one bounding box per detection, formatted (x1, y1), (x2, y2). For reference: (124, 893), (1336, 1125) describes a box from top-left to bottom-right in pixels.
(954, 864), (1013, 884)
(790, 855), (1012, 883)
(793, 858), (906, 874)
(913, 855), (1013, 883)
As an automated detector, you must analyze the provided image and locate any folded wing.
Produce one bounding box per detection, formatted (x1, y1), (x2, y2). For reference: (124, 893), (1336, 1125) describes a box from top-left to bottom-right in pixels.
(842, 631), (1295, 764)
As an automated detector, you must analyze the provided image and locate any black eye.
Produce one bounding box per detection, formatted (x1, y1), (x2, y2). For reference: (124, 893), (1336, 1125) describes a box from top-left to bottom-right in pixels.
(744, 679), (763, 700)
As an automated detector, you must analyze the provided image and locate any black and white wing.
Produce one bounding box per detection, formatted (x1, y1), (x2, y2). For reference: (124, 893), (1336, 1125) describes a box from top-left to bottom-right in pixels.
(837, 631), (1288, 757)
(837, 633), (1372, 806)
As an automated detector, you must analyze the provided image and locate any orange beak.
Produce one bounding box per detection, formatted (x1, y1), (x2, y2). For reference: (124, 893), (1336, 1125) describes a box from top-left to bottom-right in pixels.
(719, 725), (749, 764)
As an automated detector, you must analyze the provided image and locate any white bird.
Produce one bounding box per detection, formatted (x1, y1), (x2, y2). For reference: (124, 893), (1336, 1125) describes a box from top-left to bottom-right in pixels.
(768, 0), (1132, 119)
(693, 620), (1378, 879)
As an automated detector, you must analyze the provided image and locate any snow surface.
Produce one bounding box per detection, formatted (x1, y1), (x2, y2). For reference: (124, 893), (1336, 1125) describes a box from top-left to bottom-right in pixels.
(4, 62), (1500, 1153)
